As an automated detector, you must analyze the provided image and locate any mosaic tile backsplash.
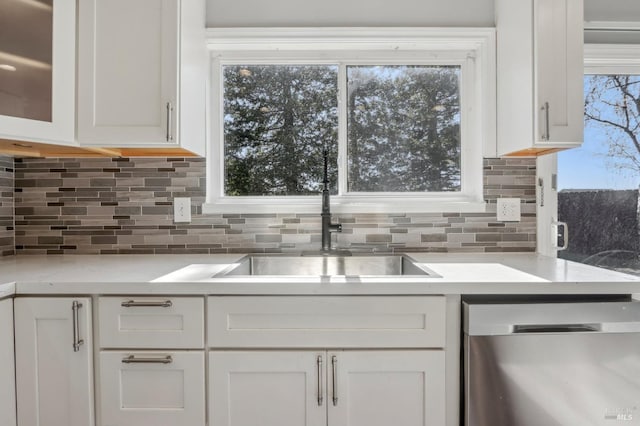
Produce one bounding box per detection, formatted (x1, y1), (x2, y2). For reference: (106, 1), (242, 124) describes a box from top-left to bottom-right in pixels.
(0, 156), (14, 256)
(12, 157), (537, 255)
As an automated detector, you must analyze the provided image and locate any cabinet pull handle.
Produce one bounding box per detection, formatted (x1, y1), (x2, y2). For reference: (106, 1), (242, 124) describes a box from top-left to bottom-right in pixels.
(541, 102), (550, 141)
(121, 300), (173, 308)
(122, 355), (173, 364)
(317, 355), (323, 406)
(72, 301), (84, 352)
(166, 102), (174, 141)
(331, 355), (338, 406)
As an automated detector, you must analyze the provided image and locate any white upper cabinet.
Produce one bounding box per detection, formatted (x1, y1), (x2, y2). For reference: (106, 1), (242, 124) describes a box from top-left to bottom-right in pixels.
(0, 0), (76, 145)
(496, 0), (584, 156)
(77, 0), (206, 155)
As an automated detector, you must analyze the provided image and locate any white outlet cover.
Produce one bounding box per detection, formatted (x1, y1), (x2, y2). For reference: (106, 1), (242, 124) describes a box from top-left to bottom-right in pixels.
(173, 197), (192, 223)
(496, 198), (521, 222)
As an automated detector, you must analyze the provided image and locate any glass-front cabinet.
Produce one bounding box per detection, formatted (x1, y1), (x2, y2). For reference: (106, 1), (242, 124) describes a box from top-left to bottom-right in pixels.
(0, 0), (75, 145)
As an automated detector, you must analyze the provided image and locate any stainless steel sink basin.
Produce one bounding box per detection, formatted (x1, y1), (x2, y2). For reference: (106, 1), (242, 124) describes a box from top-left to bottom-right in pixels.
(216, 254), (438, 277)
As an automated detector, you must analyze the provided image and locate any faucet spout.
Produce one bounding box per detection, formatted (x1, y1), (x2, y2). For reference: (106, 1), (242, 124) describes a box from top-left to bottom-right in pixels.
(321, 149), (341, 252)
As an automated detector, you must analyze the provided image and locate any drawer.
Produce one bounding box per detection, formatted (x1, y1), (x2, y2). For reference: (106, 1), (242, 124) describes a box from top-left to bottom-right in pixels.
(99, 297), (204, 349)
(208, 296), (446, 348)
(100, 351), (205, 426)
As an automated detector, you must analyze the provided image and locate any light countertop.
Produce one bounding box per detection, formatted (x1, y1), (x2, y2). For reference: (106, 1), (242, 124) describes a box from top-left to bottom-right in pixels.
(0, 253), (638, 296)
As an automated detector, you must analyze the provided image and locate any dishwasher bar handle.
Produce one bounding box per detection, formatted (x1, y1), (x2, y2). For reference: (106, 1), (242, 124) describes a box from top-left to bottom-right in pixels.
(513, 323), (601, 333)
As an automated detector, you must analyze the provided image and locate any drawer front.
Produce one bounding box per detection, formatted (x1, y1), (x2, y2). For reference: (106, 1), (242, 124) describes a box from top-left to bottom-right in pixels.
(99, 297), (204, 349)
(100, 351), (205, 426)
(208, 296), (446, 348)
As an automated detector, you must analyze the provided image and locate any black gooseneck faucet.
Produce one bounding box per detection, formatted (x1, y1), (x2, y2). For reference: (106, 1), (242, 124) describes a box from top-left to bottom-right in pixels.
(321, 149), (342, 252)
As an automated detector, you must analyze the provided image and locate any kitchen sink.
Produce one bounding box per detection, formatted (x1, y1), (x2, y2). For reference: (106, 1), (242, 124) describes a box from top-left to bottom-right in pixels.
(215, 254), (438, 277)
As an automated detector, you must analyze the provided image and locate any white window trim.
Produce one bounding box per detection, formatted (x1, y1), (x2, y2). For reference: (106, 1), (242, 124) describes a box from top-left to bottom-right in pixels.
(584, 43), (640, 74)
(203, 28), (496, 214)
(540, 42), (640, 256)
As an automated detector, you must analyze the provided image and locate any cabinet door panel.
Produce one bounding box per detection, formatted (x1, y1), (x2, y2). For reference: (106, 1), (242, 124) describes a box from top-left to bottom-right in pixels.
(328, 350), (446, 426)
(0, 299), (16, 426)
(208, 296), (446, 348)
(77, 0), (177, 143)
(15, 298), (93, 426)
(209, 351), (326, 426)
(535, 0), (583, 143)
(100, 351), (205, 426)
(99, 297), (204, 349)
(0, 0), (75, 144)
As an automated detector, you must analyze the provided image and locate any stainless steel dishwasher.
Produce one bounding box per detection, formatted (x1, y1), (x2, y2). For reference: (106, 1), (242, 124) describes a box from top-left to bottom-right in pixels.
(464, 300), (640, 426)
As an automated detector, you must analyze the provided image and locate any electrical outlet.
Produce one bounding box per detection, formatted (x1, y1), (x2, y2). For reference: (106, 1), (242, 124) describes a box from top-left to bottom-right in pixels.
(497, 198), (521, 222)
(173, 197), (191, 223)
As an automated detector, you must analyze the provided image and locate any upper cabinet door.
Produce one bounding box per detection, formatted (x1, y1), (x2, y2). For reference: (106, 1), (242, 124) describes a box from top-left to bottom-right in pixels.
(534, 0), (584, 145)
(77, 0), (206, 155)
(77, 0), (178, 144)
(496, 0), (584, 156)
(0, 0), (75, 145)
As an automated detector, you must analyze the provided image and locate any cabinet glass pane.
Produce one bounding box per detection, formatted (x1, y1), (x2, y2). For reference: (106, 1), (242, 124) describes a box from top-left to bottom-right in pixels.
(0, 0), (53, 122)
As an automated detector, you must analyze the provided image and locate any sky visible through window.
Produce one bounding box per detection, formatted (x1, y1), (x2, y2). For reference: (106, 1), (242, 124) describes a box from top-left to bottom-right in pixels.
(558, 75), (640, 191)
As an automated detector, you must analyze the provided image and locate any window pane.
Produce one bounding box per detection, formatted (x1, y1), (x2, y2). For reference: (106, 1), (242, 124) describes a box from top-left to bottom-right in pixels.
(558, 74), (640, 276)
(347, 65), (461, 192)
(223, 65), (338, 196)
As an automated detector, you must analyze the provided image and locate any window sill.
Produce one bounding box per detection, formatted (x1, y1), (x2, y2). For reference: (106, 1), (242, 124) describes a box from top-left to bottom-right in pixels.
(202, 196), (488, 215)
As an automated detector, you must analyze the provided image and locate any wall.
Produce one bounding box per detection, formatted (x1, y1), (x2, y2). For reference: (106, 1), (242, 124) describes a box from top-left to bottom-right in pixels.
(207, 0), (640, 29)
(0, 156), (14, 256)
(206, 0), (496, 28)
(14, 157), (536, 254)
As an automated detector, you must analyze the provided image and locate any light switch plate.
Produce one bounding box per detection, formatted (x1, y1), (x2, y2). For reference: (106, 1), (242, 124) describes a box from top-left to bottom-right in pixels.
(496, 198), (521, 222)
(173, 197), (191, 223)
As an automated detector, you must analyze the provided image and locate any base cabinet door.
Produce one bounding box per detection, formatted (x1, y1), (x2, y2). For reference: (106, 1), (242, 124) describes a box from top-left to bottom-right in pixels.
(14, 297), (93, 426)
(0, 299), (16, 426)
(328, 350), (446, 426)
(209, 350), (445, 426)
(100, 351), (205, 426)
(209, 351), (327, 426)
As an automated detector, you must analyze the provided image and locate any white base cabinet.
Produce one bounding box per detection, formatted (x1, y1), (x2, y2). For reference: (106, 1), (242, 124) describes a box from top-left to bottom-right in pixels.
(0, 299), (16, 426)
(210, 350), (445, 426)
(210, 351), (326, 426)
(99, 351), (205, 426)
(97, 296), (206, 426)
(14, 298), (94, 426)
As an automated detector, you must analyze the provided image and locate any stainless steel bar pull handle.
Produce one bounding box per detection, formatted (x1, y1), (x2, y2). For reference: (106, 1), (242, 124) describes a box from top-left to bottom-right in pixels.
(541, 102), (550, 141)
(514, 323), (601, 333)
(122, 355), (173, 364)
(166, 102), (174, 141)
(121, 300), (173, 308)
(317, 355), (323, 406)
(72, 301), (84, 352)
(331, 355), (338, 406)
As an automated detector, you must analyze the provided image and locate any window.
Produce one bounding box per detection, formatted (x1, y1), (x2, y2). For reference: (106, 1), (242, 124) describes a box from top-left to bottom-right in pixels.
(204, 29), (495, 214)
(556, 44), (640, 275)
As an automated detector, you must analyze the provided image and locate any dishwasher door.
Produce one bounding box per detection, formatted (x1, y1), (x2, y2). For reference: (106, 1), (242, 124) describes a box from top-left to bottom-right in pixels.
(464, 301), (640, 426)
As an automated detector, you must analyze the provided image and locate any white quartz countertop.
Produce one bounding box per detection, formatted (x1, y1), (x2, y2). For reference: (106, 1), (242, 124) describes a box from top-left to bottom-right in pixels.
(0, 253), (638, 295)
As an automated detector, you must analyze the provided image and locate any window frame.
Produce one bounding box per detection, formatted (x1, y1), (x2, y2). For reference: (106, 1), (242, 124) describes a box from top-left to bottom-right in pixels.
(204, 28), (496, 214)
(539, 43), (640, 257)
